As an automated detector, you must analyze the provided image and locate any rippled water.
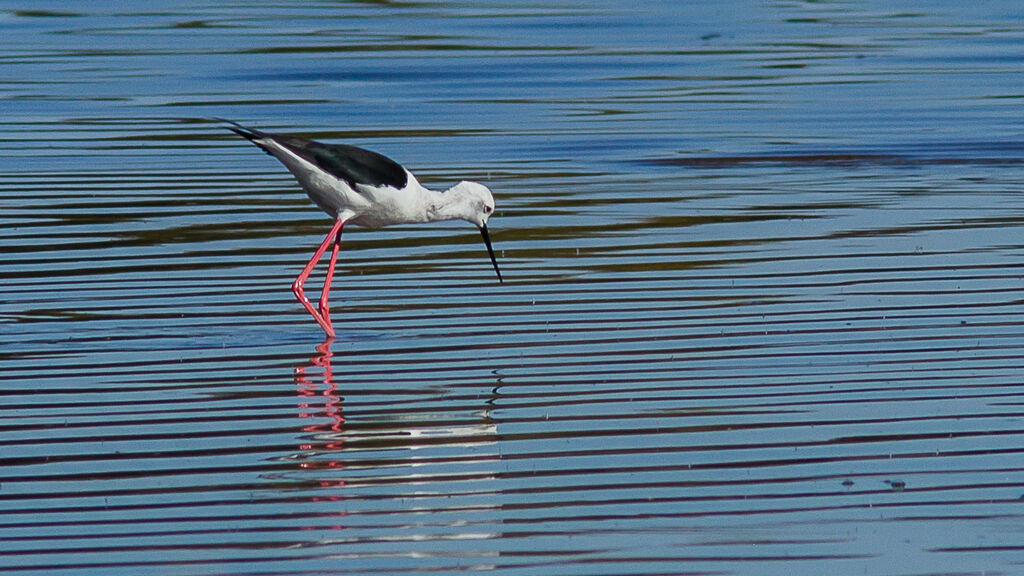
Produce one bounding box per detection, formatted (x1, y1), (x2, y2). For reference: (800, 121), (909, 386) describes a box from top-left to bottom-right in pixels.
(2, 2), (1024, 575)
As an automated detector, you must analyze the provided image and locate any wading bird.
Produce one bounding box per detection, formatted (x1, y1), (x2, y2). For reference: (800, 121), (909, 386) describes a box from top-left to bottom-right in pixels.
(222, 120), (502, 338)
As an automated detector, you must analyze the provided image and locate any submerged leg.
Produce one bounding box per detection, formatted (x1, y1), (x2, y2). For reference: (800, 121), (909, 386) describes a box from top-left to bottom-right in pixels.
(292, 218), (346, 337)
(318, 226), (344, 336)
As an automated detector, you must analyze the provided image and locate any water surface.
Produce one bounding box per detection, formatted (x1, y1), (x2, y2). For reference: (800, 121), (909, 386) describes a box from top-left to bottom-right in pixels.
(2, 1), (1024, 574)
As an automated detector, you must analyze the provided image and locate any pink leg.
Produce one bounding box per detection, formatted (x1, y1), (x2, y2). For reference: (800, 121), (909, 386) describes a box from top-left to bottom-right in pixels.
(318, 226), (344, 336)
(292, 218), (345, 337)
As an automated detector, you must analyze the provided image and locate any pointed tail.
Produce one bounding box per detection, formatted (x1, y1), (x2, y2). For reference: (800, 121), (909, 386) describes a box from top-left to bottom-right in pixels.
(212, 117), (266, 142)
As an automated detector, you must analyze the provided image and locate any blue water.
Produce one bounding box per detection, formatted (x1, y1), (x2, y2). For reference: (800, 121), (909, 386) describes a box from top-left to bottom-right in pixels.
(1, 1), (1024, 575)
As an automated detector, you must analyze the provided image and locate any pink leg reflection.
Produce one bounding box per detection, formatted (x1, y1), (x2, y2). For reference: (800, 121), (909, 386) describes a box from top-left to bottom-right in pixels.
(295, 338), (347, 483)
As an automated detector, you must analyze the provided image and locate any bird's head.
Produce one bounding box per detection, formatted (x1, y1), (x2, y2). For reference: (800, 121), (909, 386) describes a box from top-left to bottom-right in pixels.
(446, 181), (496, 228)
(444, 181), (502, 283)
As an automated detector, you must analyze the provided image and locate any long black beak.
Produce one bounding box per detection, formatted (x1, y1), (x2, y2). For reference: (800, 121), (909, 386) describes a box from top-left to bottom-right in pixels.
(479, 224), (503, 283)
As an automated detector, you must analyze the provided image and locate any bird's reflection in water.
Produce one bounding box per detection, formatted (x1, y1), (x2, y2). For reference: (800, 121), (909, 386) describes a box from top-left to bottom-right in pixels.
(289, 337), (506, 546)
(292, 337), (503, 494)
(293, 338), (347, 484)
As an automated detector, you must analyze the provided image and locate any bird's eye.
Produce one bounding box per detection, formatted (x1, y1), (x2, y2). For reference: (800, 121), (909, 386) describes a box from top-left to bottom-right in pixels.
(484, 205), (493, 214)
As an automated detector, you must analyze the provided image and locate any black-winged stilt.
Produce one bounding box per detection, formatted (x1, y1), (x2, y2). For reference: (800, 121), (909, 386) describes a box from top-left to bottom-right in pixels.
(221, 120), (502, 338)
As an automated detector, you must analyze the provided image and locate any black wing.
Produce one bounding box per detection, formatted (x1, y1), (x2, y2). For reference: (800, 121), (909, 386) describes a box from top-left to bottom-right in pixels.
(221, 119), (408, 190)
(279, 137), (408, 190)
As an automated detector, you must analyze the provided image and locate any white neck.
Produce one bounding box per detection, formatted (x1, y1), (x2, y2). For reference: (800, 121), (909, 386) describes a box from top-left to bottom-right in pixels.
(423, 183), (475, 223)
